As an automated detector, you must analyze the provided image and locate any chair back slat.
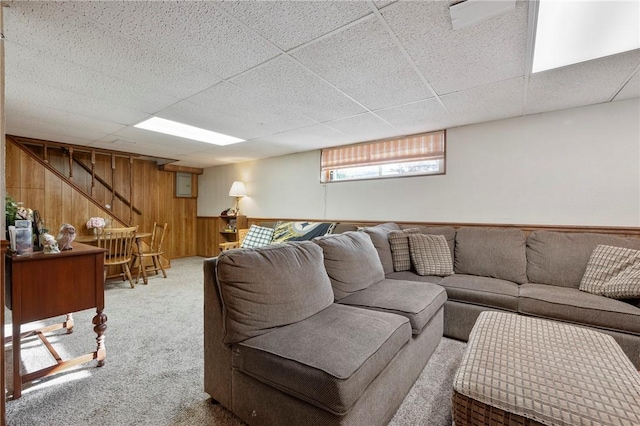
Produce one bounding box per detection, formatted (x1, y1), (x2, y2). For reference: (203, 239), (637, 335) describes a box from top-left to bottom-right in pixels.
(149, 222), (168, 254)
(238, 228), (249, 246)
(98, 226), (138, 266)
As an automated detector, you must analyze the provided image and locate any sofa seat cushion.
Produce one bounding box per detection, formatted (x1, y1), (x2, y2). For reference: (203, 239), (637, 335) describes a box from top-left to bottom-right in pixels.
(439, 274), (520, 311)
(386, 271), (443, 284)
(233, 303), (411, 415)
(337, 279), (447, 334)
(519, 284), (640, 335)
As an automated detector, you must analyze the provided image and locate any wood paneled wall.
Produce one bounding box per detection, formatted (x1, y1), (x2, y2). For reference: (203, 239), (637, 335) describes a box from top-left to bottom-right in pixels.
(6, 137), (198, 259)
(196, 216), (219, 258)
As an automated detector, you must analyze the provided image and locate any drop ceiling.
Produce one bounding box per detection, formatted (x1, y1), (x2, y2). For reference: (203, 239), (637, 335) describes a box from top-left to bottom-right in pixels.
(3, 1), (639, 168)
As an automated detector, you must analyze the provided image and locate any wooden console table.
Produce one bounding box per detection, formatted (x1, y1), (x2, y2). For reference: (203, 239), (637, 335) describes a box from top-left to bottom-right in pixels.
(5, 242), (107, 398)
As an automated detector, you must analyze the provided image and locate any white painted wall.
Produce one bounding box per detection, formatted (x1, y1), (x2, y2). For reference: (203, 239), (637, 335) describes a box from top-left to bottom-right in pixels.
(198, 99), (640, 226)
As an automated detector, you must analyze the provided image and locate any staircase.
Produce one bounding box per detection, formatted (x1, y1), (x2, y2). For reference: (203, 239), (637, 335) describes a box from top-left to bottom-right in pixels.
(7, 135), (143, 225)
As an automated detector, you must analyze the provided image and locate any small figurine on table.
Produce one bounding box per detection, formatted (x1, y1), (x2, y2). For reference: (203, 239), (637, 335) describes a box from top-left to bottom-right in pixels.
(57, 224), (76, 250)
(41, 233), (60, 254)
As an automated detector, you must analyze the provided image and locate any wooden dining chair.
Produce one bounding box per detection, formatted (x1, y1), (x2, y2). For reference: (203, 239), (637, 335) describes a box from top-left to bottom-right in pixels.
(97, 226), (138, 288)
(132, 222), (168, 284)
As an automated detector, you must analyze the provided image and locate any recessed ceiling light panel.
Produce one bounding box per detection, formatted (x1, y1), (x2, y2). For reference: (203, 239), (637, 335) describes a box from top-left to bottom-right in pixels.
(449, 0), (516, 30)
(134, 117), (245, 146)
(532, 0), (640, 73)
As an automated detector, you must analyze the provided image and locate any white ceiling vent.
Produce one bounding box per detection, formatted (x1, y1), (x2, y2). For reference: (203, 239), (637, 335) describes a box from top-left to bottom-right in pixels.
(450, 0), (517, 30)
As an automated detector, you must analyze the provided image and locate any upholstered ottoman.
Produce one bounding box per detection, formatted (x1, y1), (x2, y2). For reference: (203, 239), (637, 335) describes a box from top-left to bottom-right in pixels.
(453, 311), (640, 425)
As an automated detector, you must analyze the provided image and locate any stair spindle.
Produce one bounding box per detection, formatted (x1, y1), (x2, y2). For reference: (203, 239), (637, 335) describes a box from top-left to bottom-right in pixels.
(91, 150), (96, 197)
(129, 156), (133, 225)
(68, 147), (73, 180)
(111, 154), (116, 210)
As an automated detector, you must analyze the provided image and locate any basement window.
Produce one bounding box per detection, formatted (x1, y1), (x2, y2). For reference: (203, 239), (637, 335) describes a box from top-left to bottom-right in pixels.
(320, 130), (446, 183)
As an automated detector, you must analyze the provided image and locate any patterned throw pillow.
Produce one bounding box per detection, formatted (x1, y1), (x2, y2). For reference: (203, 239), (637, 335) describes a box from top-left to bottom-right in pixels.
(241, 225), (274, 249)
(271, 221), (336, 244)
(579, 245), (640, 299)
(408, 234), (454, 276)
(388, 228), (421, 272)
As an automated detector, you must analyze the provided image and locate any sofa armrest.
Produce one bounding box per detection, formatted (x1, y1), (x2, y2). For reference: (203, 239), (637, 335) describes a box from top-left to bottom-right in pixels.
(203, 257), (234, 407)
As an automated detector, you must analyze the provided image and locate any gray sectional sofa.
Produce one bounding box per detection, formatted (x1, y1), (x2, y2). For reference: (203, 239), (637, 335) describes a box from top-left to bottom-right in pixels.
(363, 223), (640, 368)
(204, 220), (640, 425)
(204, 231), (446, 425)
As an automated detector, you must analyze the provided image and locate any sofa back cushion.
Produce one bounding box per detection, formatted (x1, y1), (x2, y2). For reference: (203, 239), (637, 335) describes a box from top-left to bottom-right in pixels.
(216, 242), (334, 345)
(527, 231), (640, 288)
(361, 222), (401, 275)
(455, 227), (528, 284)
(314, 231), (385, 300)
(332, 223), (359, 234)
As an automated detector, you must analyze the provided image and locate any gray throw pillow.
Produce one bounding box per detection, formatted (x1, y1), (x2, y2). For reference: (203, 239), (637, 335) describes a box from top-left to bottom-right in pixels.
(313, 231), (385, 300)
(408, 234), (454, 277)
(388, 228), (421, 272)
(579, 245), (640, 299)
(216, 242), (334, 345)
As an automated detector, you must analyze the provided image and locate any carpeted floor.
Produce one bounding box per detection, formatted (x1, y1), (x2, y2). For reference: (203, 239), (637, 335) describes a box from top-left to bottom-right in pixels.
(5, 257), (466, 425)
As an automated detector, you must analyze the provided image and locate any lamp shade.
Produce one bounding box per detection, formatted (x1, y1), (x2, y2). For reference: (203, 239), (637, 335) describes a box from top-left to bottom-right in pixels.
(228, 181), (247, 197)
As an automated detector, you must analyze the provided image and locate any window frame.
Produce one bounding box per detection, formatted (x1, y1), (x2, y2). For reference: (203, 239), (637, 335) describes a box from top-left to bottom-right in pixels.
(320, 130), (446, 183)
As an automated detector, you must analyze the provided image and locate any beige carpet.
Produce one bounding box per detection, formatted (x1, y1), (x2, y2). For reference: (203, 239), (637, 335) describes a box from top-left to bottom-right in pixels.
(5, 257), (466, 425)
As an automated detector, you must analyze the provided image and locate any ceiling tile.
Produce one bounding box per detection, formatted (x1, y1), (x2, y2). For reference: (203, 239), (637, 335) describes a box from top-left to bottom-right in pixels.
(90, 138), (182, 161)
(219, 1), (372, 51)
(175, 143), (298, 167)
(374, 1), (399, 10)
(323, 113), (399, 143)
(614, 72), (640, 101)
(442, 77), (524, 126)
(6, 100), (127, 142)
(4, 42), (179, 115)
(526, 50), (640, 114)
(251, 124), (352, 151)
(291, 18), (432, 110)
(7, 79), (150, 126)
(375, 99), (456, 135)
(6, 2), (221, 99)
(381, 0), (528, 95)
(158, 101), (283, 141)
(108, 127), (229, 154)
(230, 55), (367, 122)
(7, 129), (96, 148)
(59, 0), (281, 80)
(182, 82), (316, 137)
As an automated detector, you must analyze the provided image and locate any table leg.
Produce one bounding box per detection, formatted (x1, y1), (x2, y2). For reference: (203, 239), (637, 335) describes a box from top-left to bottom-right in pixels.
(92, 310), (107, 367)
(64, 313), (74, 333)
(12, 320), (21, 399)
